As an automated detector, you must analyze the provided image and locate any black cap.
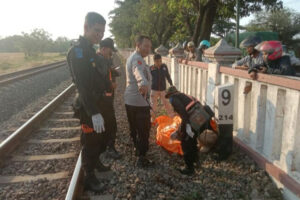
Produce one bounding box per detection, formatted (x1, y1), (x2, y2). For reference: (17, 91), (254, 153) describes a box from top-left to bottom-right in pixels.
(165, 86), (178, 98)
(100, 38), (117, 52)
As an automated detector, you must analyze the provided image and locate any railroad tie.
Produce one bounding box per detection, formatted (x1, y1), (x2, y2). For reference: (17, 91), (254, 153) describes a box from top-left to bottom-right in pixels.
(12, 152), (77, 161)
(39, 127), (81, 131)
(0, 171), (69, 184)
(28, 137), (80, 143)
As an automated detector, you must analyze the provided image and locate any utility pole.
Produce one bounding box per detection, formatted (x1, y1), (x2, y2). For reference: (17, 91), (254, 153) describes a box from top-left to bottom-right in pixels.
(235, 0), (240, 48)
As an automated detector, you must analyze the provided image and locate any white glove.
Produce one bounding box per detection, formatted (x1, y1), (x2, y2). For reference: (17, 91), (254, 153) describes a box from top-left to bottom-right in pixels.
(186, 124), (194, 138)
(92, 113), (105, 133)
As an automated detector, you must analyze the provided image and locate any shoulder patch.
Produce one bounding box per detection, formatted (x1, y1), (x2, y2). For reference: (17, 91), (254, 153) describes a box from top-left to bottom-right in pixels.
(169, 96), (173, 104)
(74, 47), (83, 59)
(137, 60), (142, 65)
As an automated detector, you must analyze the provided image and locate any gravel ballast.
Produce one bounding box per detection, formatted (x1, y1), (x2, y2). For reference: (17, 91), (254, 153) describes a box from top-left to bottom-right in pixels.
(0, 65), (72, 142)
(80, 59), (284, 200)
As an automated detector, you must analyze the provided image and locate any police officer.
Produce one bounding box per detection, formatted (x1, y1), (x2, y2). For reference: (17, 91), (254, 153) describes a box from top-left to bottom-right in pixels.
(124, 35), (153, 168)
(98, 38), (121, 159)
(67, 12), (112, 192)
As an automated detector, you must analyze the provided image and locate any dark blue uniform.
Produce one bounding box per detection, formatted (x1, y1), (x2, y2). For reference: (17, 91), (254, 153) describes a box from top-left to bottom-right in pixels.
(169, 93), (213, 171)
(67, 36), (113, 175)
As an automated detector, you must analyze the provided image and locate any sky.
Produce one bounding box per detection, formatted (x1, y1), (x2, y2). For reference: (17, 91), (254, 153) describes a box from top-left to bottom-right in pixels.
(240, 0), (300, 26)
(0, 0), (300, 40)
(0, 0), (116, 40)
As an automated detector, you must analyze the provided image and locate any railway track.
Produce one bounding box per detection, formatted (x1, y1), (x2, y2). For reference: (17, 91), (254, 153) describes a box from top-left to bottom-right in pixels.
(0, 60), (66, 87)
(0, 82), (113, 200)
(0, 84), (82, 200)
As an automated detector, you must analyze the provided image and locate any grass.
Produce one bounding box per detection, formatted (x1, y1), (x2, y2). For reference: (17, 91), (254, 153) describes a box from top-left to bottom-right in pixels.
(0, 52), (65, 74)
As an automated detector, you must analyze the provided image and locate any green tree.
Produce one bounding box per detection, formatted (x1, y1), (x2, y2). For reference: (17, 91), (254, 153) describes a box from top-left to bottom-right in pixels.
(246, 8), (300, 48)
(52, 37), (72, 52)
(109, 0), (140, 48)
(0, 30), (71, 54)
(133, 0), (176, 47)
(0, 35), (23, 52)
(20, 29), (53, 57)
(109, 0), (176, 48)
(110, 0), (283, 48)
(166, 0), (283, 45)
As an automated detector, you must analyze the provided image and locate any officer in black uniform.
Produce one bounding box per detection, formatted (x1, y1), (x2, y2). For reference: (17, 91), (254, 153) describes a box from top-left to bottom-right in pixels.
(67, 12), (112, 192)
(97, 38), (121, 159)
(165, 86), (214, 175)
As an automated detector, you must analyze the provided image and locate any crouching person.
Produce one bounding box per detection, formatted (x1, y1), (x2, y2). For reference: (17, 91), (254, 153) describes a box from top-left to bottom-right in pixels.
(165, 86), (215, 175)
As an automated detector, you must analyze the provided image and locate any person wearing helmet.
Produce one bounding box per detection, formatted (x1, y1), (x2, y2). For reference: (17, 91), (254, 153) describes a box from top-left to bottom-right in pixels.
(185, 41), (202, 63)
(232, 36), (264, 79)
(254, 41), (296, 76)
(198, 40), (211, 62)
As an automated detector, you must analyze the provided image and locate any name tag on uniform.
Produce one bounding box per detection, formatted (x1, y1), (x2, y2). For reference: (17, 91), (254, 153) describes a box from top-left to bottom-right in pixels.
(74, 47), (83, 59)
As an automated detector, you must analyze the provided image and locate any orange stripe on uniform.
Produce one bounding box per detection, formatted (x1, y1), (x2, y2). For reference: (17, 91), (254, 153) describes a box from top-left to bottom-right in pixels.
(81, 124), (94, 133)
(109, 70), (112, 81)
(210, 119), (218, 133)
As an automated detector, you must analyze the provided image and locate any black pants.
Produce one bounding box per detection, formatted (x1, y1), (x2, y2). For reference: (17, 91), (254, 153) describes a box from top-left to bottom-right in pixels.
(125, 104), (151, 156)
(105, 96), (117, 149)
(80, 131), (109, 173)
(180, 119), (213, 169)
(181, 134), (198, 169)
(80, 98), (114, 174)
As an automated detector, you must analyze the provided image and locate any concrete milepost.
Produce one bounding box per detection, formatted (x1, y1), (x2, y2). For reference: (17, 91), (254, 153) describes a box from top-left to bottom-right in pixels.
(215, 83), (234, 160)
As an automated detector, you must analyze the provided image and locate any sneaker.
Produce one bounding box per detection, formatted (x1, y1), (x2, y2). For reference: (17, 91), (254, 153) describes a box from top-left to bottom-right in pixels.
(84, 173), (104, 193)
(106, 147), (122, 159)
(178, 167), (195, 176)
(136, 156), (154, 168)
(134, 147), (140, 156)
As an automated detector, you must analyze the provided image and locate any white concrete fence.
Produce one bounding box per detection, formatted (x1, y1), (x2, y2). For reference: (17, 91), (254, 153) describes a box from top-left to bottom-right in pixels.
(120, 50), (300, 200)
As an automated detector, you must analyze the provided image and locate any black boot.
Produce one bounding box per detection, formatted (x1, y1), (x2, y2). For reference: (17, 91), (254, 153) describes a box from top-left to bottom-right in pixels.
(106, 146), (122, 159)
(134, 147), (140, 156)
(95, 160), (110, 172)
(84, 172), (104, 193)
(193, 153), (201, 168)
(178, 166), (195, 176)
(133, 140), (139, 156)
(136, 156), (154, 168)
